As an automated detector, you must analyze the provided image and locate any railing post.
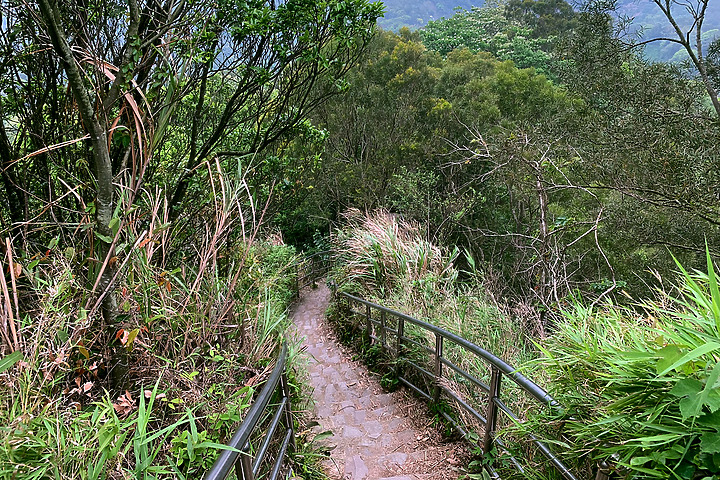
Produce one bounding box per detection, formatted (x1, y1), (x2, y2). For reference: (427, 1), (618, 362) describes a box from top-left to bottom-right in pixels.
(295, 260), (300, 296)
(433, 334), (443, 404)
(380, 310), (387, 350)
(280, 371), (296, 452)
(237, 450), (254, 480)
(364, 304), (371, 344)
(396, 316), (404, 378)
(483, 366), (502, 455)
(595, 461), (611, 480)
(311, 259), (317, 288)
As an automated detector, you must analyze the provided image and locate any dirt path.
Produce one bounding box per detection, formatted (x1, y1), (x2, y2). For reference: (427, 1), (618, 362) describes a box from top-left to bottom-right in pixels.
(291, 283), (467, 480)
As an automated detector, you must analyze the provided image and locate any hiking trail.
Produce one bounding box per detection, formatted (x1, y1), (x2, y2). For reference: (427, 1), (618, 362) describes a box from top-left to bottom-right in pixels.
(291, 283), (467, 480)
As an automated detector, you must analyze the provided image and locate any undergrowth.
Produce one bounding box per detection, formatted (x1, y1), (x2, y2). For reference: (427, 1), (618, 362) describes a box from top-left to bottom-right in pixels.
(522, 250), (720, 479)
(332, 209), (533, 364)
(330, 209), (720, 480)
(0, 182), (305, 478)
(328, 209), (538, 475)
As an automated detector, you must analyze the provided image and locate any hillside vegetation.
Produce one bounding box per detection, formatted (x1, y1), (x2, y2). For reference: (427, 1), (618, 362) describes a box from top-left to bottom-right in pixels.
(2, 0), (720, 478)
(329, 209), (720, 479)
(379, 0), (720, 63)
(0, 0), (381, 476)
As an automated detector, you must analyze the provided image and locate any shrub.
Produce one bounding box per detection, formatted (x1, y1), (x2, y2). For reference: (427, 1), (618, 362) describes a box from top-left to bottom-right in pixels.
(529, 249), (720, 478)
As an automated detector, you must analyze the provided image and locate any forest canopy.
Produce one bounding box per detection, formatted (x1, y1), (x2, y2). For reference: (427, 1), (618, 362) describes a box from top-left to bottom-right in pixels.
(289, 0), (720, 309)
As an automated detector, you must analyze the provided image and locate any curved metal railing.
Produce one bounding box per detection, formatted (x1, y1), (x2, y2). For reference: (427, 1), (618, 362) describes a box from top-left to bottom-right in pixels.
(203, 342), (295, 480)
(334, 289), (585, 480)
(203, 249), (597, 480)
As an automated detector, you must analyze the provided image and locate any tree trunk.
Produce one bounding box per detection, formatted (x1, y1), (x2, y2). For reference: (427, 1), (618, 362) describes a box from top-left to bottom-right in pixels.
(38, 0), (122, 384)
(0, 117), (24, 228)
(534, 160), (551, 308)
(652, 0), (720, 118)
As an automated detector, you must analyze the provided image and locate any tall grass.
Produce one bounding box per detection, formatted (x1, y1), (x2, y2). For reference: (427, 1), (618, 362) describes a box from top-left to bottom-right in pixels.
(336, 209), (457, 297)
(524, 249), (720, 479)
(330, 209), (540, 471)
(0, 162), (300, 477)
(331, 210), (720, 479)
(333, 209), (532, 365)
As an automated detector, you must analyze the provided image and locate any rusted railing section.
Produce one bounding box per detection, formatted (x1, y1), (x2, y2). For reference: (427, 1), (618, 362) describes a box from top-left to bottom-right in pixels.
(203, 342), (295, 480)
(334, 289), (583, 480)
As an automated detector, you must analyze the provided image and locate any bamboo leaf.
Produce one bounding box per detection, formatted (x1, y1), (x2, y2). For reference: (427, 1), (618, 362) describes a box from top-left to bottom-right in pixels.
(193, 442), (242, 452)
(706, 245), (720, 334)
(0, 351), (22, 373)
(629, 433), (684, 446)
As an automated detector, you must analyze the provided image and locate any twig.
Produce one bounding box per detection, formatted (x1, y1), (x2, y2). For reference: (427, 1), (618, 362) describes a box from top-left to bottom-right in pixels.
(6, 239), (20, 348)
(0, 240), (19, 351)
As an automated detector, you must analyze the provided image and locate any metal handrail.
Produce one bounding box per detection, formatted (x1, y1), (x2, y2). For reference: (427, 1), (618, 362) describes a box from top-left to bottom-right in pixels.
(334, 289), (581, 480)
(203, 342), (295, 480)
(202, 247), (586, 479)
(296, 250), (334, 291)
(204, 250), (331, 480)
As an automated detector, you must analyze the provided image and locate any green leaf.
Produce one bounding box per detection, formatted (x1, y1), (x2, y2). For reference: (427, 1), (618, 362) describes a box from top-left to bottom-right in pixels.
(706, 245), (720, 334)
(701, 432), (720, 454)
(670, 378), (703, 398)
(193, 442), (242, 452)
(630, 433), (683, 446)
(656, 345), (683, 375)
(95, 232), (114, 244)
(109, 217), (120, 236)
(674, 362), (720, 420)
(707, 390), (720, 413)
(658, 343), (720, 376)
(189, 408), (198, 443)
(313, 430), (334, 442)
(0, 351), (22, 373)
(680, 395), (703, 421)
(697, 409), (720, 428)
(674, 462), (696, 480)
(125, 328), (139, 349)
(699, 362), (720, 414)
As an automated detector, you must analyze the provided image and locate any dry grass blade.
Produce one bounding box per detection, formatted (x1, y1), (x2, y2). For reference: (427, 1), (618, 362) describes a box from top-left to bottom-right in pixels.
(0, 240), (20, 352)
(13, 134), (90, 163)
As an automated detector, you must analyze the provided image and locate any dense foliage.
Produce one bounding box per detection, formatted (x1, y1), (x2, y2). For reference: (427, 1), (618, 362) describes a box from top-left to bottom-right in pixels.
(421, 5), (559, 76)
(0, 0), (381, 475)
(292, 2), (720, 314)
(530, 252), (720, 478)
(376, 0), (720, 63)
(330, 210), (720, 479)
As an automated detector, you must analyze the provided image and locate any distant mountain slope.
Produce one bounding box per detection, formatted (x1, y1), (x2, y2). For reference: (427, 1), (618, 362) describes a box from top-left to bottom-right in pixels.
(616, 0), (720, 63)
(378, 0), (483, 30)
(378, 0), (720, 63)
